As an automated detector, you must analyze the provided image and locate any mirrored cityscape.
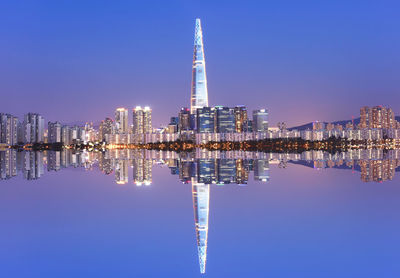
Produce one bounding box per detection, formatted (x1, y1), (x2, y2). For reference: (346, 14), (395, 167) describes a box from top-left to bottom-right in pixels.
(3, 149), (400, 184)
(2, 148), (400, 274)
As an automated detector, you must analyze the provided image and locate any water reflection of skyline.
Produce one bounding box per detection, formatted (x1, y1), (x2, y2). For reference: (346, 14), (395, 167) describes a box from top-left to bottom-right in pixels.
(2, 149), (400, 184)
(2, 149), (400, 273)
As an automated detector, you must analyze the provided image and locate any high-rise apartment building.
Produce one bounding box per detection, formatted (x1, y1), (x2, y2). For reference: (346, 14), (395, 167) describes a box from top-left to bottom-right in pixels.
(0, 113), (18, 146)
(61, 125), (71, 145)
(190, 18), (208, 114)
(48, 122), (62, 143)
(360, 106), (396, 129)
(132, 106), (152, 134)
(360, 106), (371, 129)
(115, 108), (129, 133)
(312, 121), (325, 131)
(252, 109), (269, 132)
(24, 113), (44, 144)
(99, 118), (114, 142)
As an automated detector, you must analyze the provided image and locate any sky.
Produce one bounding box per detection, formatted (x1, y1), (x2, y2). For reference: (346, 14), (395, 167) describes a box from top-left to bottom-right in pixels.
(1, 0), (399, 127)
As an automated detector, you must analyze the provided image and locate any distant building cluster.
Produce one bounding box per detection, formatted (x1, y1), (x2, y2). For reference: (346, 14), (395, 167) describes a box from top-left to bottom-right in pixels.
(161, 105), (269, 144)
(99, 106), (153, 144)
(0, 112), (46, 145)
(298, 106), (400, 141)
(99, 105), (268, 145)
(45, 122), (96, 145)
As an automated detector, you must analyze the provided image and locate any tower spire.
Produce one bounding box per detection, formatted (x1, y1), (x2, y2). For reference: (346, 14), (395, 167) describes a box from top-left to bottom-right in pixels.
(190, 18), (209, 114)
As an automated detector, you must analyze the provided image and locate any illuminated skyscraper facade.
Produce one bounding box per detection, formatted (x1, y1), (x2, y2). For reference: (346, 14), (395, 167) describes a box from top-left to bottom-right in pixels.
(99, 117), (114, 142)
(252, 109), (269, 132)
(115, 108), (129, 133)
(360, 106), (396, 129)
(214, 106), (235, 133)
(234, 106), (248, 133)
(196, 107), (215, 133)
(0, 113), (18, 146)
(133, 106), (152, 134)
(178, 108), (194, 132)
(190, 18), (208, 114)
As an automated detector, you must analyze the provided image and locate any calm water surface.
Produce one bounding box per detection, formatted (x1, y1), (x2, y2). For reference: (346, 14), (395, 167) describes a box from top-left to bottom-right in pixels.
(1, 150), (400, 277)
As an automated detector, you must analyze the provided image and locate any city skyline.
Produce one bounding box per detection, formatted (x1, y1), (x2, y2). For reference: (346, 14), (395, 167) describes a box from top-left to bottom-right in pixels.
(1, 1), (399, 127)
(2, 2), (400, 277)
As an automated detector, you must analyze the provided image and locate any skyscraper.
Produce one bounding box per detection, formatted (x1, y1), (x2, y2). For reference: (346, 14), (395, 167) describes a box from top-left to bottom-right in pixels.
(196, 107), (215, 133)
(359, 106), (371, 129)
(190, 18), (209, 114)
(178, 108), (194, 132)
(0, 113), (18, 146)
(99, 118), (114, 142)
(359, 106), (396, 129)
(214, 106), (235, 133)
(252, 109), (269, 132)
(115, 108), (129, 133)
(132, 106), (152, 134)
(48, 122), (62, 143)
(234, 106), (248, 133)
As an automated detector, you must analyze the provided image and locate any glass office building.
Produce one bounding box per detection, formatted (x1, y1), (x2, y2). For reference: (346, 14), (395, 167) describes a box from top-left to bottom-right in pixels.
(196, 107), (215, 133)
(214, 106), (235, 133)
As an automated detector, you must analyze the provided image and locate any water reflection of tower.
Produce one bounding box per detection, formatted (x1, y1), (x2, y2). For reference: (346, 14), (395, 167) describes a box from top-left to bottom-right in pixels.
(23, 152), (43, 180)
(115, 159), (129, 185)
(133, 158), (152, 186)
(192, 182), (210, 274)
(0, 150), (17, 180)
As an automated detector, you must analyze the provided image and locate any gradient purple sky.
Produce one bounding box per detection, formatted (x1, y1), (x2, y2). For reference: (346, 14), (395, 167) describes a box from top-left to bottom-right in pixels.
(1, 0), (399, 127)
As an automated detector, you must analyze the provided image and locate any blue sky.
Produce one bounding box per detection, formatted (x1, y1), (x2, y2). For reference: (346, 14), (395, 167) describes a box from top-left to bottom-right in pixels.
(1, 0), (399, 127)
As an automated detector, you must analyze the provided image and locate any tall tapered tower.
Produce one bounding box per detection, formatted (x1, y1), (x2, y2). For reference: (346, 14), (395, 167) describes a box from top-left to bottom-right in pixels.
(190, 18), (209, 114)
